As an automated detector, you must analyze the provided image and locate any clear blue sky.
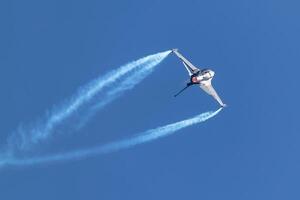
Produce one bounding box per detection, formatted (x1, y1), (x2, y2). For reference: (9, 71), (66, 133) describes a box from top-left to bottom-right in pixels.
(1, 0), (299, 199)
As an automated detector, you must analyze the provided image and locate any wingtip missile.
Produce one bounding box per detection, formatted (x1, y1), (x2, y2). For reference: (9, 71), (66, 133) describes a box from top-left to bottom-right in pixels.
(221, 104), (227, 108)
(171, 48), (179, 53)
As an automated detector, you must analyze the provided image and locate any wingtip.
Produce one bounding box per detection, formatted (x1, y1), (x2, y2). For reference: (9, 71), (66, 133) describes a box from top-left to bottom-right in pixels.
(221, 104), (227, 108)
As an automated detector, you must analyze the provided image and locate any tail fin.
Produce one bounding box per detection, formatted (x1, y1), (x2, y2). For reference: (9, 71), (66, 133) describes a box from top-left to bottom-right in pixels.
(174, 84), (191, 97)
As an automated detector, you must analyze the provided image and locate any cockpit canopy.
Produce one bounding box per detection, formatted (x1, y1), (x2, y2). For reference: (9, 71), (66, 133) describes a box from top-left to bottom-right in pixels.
(201, 68), (215, 78)
(201, 68), (211, 73)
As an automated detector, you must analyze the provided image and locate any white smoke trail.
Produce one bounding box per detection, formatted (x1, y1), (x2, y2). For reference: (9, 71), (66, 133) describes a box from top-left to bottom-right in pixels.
(0, 108), (222, 167)
(7, 50), (171, 152)
(75, 52), (167, 129)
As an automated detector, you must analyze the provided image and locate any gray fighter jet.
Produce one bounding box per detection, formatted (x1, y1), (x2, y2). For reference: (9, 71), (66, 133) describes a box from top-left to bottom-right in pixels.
(172, 49), (226, 107)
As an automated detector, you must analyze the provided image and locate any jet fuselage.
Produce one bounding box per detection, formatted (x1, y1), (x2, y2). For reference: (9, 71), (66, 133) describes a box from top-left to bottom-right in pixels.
(190, 69), (215, 85)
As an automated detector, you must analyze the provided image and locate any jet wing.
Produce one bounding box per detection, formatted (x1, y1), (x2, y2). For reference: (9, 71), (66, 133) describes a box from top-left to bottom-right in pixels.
(199, 80), (226, 107)
(172, 49), (200, 75)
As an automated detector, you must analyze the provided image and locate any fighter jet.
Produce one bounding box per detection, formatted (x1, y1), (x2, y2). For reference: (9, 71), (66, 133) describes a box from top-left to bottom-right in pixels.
(172, 49), (226, 107)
